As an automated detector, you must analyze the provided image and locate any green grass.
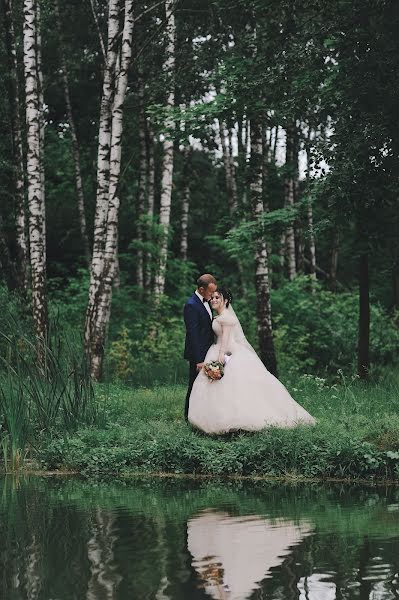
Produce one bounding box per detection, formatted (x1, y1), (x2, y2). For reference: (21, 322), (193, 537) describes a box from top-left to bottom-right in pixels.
(33, 368), (399, 481)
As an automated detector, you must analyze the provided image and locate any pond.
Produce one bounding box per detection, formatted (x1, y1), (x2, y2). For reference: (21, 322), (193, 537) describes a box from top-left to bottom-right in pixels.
(0, 476), (399, 599)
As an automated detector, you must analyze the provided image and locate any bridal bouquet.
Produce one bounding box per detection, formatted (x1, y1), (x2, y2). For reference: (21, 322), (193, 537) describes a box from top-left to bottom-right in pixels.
(203, 361), (224, 382)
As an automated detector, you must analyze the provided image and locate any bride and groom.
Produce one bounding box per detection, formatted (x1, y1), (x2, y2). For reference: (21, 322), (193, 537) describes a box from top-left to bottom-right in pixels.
(183, 274), (315, 434)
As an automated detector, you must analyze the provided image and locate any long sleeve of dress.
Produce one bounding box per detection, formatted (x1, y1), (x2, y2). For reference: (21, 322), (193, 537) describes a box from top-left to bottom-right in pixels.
(218, 316), (234, 362)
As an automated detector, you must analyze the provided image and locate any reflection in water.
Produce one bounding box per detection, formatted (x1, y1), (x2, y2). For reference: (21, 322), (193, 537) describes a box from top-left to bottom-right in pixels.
(86, 508), (121, 600)
(187, 510), (311, 600)
(0, 477), (399, 599)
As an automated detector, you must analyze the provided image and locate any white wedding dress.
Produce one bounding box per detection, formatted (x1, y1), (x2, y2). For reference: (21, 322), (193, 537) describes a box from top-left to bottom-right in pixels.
(188, 306), (315, 434)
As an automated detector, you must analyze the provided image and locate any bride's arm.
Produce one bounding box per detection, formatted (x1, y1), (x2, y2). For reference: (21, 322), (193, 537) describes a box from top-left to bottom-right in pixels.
(218, 317), (234, 363)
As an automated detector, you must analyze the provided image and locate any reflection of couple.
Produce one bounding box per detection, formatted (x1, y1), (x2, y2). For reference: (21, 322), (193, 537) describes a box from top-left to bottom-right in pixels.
(187, 510), (311, 600)
(184, 274), (315, 434)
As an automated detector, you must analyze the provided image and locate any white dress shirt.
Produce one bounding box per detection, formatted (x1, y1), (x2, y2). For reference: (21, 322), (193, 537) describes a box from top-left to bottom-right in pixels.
(195, 290), (212, 320)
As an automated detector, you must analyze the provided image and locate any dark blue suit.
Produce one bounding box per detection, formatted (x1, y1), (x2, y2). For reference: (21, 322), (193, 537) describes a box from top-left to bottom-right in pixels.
(183, 293), (214, 419)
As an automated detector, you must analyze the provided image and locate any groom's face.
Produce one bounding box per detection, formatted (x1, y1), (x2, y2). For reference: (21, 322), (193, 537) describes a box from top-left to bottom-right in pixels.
(200, 283), (217, 301)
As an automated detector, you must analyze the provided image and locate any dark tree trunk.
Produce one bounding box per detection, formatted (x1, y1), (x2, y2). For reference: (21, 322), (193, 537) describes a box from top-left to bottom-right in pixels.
(284, 122), (297, 280)
(330, 226), (339, 292)
(358, 250), (370, 379)
(3, 0), (28, 292)
(54, 0), (90, 266)
(0, 215), (16, 288)
(393, 260), (399, 314)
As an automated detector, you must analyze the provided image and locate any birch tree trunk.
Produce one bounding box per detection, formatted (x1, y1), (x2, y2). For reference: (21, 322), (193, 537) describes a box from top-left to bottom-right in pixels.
(250, 120), (277, 376)
(144, 123), (156, 291)
(23, 0), (48, 343)
(85, 0), (121, 370)
(154, 0), (175, 297)
(3, 0), (28, 291)
(54, 0), (90, 265)
(180, 145), (192, 261)
(36, 0), (46, 264)
(284, 123), (297, 280)
(136, 73), (147, 288)
(85, 0), (134, 380)
(304, 135), (316, 280)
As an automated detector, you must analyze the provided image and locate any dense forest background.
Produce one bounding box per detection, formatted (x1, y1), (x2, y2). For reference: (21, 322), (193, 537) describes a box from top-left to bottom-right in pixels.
(1, 0), (399, 386)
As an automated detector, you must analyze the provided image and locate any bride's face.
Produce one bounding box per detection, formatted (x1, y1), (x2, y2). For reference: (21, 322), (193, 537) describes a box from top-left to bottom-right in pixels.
(210, 292), (225, 311)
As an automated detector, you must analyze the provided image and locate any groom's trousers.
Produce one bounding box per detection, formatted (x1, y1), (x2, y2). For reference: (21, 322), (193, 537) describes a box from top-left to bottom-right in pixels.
(185, 362), (199, 421)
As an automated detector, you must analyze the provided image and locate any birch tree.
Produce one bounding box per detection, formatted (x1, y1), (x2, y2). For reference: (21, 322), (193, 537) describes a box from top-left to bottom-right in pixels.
(3, 0), (28, 291)
(154, 0), (176, 297)
(54, 0), (91, 265)
(250, 120), (277, 376)
(85, 0), (134, 379)
(180, 145), (192, 261)
(136, 73), (147, 288)
(85, 0), (121, 372)
(284, 123), (297, 280)
(36, 0), (45, 263)
(23, 0), (47, 342)
(304, 129), (316, 280)
(144, 122), (156, 291)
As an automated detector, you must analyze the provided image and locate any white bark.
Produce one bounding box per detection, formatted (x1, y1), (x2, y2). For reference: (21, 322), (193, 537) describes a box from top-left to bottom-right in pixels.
(3, 0), (28, 291)
(180, 145), (192, 260)
(85, 0), (121, 371)
(36, 0), (46, 264)
(305, 139), (316, 279)
(136, 73), (147, 288)
(86, 0), (134, 379)
(144, 123), (156, 291)
(23, 0), (47, 341)
(250, 120), (277, 376)
(154, 0), (175, 297)
(54, 0), (91, 265)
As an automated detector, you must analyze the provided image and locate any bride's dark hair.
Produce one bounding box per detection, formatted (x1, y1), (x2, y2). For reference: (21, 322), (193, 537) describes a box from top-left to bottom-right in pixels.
(218, 286), (233, 307)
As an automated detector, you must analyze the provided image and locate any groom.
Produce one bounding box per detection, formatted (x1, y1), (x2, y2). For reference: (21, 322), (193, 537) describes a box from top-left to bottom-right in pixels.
(183, 274), (217, 420)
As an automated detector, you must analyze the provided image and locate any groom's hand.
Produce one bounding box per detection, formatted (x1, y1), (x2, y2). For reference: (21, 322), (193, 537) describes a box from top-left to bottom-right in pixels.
(196, 362), (204, 371)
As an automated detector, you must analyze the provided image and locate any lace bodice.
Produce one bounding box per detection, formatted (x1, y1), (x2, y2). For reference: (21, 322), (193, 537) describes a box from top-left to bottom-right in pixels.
(212, 311), (237, 357)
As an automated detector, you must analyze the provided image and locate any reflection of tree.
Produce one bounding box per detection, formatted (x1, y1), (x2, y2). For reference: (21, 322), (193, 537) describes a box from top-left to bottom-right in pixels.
(357, 536), (372, 599)
(86, 508), (121, 599)
(1, 478), (399, 599)
(25, 533), (42, 599)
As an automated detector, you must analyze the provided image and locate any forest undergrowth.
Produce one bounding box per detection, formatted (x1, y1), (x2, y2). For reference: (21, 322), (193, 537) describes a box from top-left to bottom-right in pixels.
(34, 368), (399, 482)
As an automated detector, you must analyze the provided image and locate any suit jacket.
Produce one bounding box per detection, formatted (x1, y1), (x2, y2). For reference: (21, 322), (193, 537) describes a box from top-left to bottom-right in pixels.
(183, 293), (214, 364)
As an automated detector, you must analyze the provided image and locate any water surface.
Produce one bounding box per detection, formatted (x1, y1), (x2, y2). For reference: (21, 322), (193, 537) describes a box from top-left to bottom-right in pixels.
(1, 476), (399, 599)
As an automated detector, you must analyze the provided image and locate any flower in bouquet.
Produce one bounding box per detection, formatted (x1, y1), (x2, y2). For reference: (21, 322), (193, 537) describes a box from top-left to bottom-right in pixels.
(203, 360), (224, 382)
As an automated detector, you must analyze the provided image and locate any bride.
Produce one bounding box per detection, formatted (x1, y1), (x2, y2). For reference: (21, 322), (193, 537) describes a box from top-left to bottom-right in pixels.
(188, 287), (316, 434)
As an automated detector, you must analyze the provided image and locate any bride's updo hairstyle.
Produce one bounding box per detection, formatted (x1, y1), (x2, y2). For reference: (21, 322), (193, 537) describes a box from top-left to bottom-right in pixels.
(218, 287), (233, 308)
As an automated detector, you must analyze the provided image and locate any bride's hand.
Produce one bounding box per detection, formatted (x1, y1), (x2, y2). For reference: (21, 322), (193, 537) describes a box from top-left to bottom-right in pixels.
(218, 354), (225, 365)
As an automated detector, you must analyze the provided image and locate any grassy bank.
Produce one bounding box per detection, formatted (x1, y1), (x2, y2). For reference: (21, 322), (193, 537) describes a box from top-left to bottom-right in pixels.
(32, 369), (399, 481)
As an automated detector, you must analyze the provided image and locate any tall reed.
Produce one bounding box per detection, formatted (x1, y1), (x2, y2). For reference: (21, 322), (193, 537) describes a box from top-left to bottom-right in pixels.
(0, 325), (98, 470)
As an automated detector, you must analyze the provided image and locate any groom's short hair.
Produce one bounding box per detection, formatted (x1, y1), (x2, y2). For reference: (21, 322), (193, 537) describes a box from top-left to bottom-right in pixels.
(197, 274), (217, 289)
